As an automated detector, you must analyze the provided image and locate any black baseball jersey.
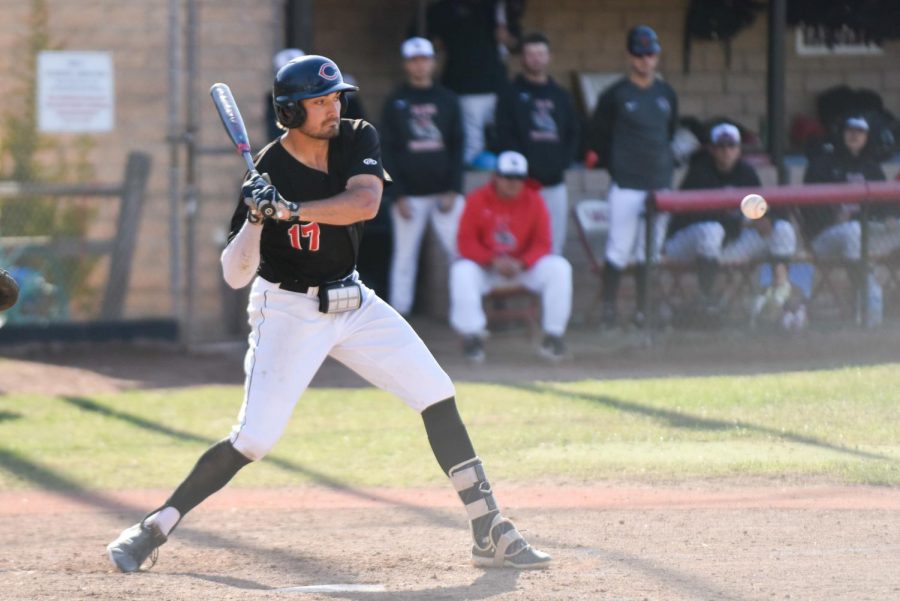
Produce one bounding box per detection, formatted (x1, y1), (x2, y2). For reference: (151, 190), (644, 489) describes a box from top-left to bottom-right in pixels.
(589, 77), (678, 191)
(495, 74), (579, 186)
(380, 82), (464, 198)
(228, 119), (390, 289)
(802, 145), (888, 240)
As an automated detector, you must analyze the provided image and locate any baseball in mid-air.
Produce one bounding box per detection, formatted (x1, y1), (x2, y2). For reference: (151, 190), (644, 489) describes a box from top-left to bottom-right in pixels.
(740, 193), (768, 220)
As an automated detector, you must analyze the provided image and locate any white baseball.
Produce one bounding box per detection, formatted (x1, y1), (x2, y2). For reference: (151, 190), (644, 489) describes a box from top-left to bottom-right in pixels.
(740, 193), (768, 220)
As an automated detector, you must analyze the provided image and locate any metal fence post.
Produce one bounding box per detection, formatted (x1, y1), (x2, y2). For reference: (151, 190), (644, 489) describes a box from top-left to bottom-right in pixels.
(643, 193), (656, 335)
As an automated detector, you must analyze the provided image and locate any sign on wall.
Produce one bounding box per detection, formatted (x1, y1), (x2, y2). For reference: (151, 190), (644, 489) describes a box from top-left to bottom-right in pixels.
(37, 51), (115, 132)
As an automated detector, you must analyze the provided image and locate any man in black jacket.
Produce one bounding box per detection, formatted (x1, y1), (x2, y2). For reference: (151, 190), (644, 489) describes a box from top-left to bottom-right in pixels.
(666, 122), (796, 307)
(495, 31), (579, 256)
(381, 37), (465, 316)
(802, 116), (887, 261)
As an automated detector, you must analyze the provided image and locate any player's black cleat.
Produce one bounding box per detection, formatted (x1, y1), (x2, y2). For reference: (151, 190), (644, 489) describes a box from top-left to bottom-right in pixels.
(107, 520), (167, 573)
(471, 514), (552, 569)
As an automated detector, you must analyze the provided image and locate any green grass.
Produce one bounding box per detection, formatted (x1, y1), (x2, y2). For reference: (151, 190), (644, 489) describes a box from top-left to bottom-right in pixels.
(1, 364), (898, 492)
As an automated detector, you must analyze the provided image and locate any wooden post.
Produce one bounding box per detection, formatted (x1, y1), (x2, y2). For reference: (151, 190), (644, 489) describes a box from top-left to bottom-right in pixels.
(102, 152), (152, 319)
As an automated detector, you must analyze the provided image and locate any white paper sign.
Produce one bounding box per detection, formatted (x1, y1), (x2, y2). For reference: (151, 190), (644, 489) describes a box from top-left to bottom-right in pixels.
(38, 51), (114, 132)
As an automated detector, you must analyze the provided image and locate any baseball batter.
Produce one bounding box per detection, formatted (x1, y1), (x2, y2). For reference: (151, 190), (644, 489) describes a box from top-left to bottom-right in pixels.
(106, 55), (550, 572)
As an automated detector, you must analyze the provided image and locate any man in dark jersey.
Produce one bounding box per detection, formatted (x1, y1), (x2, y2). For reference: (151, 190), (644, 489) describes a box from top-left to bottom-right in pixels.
(106, 55), (550, 572)
(382, 36), (465, 316)
(495, 31), (579, 256)
(588, 25), (678, 328)
(665, 122), (796, 308)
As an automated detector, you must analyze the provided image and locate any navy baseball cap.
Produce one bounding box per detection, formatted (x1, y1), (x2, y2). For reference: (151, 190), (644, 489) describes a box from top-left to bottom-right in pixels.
(627, 25), (661, 56)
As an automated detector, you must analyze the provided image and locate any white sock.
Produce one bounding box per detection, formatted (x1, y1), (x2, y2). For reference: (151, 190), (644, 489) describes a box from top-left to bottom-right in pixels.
(147, 506), (181, 536)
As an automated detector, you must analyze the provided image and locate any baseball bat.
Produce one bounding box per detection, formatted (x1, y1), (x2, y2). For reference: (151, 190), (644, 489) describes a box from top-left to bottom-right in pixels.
(209, 82), (256, 174)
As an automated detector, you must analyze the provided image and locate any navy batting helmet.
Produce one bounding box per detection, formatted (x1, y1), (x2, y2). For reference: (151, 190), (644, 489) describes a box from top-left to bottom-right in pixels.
(626, 25), (661, 56)
(272, 55), (359, 129)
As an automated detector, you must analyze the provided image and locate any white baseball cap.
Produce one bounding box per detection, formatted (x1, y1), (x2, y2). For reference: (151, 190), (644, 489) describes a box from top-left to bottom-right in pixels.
(402, 37), (435, 59)
(710, 122), (741, 145)
(845, 116), (869, 132)
(496, 151), (528, 178)
(273, 48), (305, 71)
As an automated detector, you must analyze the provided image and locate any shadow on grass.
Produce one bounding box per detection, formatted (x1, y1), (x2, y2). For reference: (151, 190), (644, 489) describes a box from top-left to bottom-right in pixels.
(514, 383), (896, 463)
(61, 396), (461, 530)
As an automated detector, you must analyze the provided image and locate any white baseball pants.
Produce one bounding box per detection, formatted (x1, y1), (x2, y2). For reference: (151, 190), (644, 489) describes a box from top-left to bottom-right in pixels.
(605, 184), (669, 269)
(540, 183), (569, 256)
(230, 276), (455, 461)
(721, 219), (797, 263)
(448, 255), (572, 337)
(460, 93), (497, 164)
(663, 221), (726, 261)
(811, 221), (861, 260)
(389, 193), (464, 316)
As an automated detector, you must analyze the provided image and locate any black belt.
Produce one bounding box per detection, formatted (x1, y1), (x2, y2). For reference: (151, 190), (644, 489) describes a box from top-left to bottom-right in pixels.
(260, 272), (355, 294)
(259, 274), (312, 293)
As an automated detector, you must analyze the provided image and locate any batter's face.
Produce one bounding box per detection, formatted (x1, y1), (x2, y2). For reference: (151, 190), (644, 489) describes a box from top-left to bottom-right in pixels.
(628, 51), (659, 79)
(521, 42), (550, 78)
(494, 175), (525, 198)
(299, 92), (342, 139)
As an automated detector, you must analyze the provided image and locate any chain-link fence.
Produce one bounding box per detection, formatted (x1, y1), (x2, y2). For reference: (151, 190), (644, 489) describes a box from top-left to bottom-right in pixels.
(0, 152), (153, 334)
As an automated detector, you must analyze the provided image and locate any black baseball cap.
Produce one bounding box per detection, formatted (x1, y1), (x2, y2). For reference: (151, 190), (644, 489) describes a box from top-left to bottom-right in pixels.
(627, 25), (661, 56)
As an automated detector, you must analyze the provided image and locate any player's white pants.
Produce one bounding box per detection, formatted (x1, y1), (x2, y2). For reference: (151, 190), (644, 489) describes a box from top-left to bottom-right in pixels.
(460, 93), (497, 164)
(867, 221), (900, 257)
(605, 184), (669, 269)
(448, 255), (572, 337)
(389, 193), (464, 315)
(721, 219), (797, 263)
(230, 276), (455, 461)
(664, 222), (726, 261)
(811, 221), (861, 260)
(540, 183), (568, 256)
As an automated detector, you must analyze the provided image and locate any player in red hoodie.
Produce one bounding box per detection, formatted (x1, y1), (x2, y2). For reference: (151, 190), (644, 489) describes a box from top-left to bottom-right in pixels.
(450, 150), (572, 362)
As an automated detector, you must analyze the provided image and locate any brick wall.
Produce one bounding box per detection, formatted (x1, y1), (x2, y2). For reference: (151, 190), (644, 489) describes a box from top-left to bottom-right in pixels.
(1, 0), (898, 340)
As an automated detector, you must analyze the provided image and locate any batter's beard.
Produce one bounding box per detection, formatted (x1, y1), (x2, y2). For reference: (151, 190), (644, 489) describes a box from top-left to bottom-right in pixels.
(301, 121), (340, 140)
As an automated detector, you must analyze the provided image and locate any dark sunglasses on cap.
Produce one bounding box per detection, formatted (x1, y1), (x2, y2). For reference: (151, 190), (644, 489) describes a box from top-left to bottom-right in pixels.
(497, 173), (526, 180)
(629, 50), (658, 58)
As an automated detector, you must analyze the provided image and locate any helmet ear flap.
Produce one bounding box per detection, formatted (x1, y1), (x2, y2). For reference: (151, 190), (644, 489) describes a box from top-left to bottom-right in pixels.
(274, 98), (306, 129)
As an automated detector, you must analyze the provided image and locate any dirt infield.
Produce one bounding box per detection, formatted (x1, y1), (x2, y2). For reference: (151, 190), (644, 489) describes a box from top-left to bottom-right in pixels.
(1, 321), (899, 599)
(0, 483), (898, 600)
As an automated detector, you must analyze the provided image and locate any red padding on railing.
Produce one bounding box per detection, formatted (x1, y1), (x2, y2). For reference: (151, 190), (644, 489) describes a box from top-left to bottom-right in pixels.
(652, 182), (900, 213)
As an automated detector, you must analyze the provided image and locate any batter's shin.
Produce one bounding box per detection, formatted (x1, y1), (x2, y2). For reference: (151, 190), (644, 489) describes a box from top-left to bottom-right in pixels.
(421, 397), (476, 474)
(165, 439), (252, 517)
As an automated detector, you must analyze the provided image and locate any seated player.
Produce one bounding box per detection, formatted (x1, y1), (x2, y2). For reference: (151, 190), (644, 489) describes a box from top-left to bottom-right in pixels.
(449, 151), (572, 362)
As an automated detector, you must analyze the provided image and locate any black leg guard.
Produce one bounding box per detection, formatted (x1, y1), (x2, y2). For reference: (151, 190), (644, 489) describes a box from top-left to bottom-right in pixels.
(421, 398), (476, 475)
(164, 438), (252, 518)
